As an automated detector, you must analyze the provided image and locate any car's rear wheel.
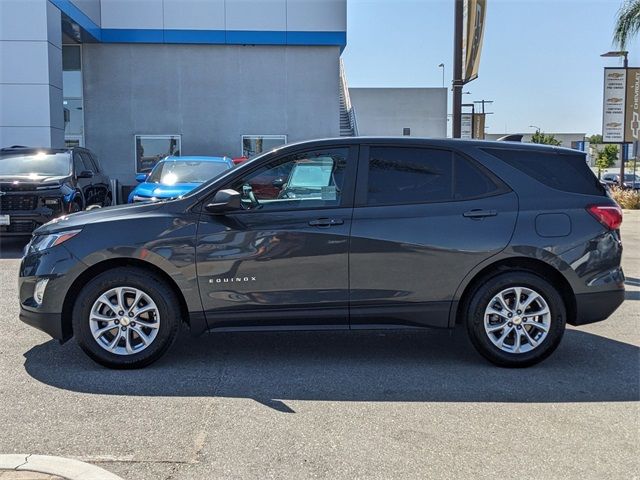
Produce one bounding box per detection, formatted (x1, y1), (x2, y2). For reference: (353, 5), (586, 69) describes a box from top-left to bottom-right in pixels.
(72, 267), (181, 369)
(465, 271), (566, 367)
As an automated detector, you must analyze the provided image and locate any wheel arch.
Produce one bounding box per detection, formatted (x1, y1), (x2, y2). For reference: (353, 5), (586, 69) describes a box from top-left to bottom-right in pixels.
(451, 256), (576, 327)
(61, 258), (193, 341)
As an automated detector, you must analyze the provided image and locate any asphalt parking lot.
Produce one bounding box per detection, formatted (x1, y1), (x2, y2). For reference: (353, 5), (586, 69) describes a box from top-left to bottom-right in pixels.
(0, 213), (638, 480)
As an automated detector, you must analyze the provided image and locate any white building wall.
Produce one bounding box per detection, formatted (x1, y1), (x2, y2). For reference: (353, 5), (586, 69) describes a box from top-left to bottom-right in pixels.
(349, 88), (448, 138)
(99, 0), (346, 33)
(0, 0), (64, 147)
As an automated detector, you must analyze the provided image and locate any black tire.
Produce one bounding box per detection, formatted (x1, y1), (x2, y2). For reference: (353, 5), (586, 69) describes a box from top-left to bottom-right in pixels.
(69, 199), (82, 213)
(465, 271), (566, 368)
(72, 267), (181, 369)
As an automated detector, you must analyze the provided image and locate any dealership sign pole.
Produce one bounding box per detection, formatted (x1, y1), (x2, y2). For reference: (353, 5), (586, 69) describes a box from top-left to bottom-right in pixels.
(452, 0), (486, 138)
(602, 56), (639, 186)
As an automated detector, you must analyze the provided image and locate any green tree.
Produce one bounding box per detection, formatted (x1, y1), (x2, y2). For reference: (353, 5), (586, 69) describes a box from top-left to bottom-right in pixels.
(614, 0), (640, 49)
(596, 144), (619, 178)
(531, 130), (561, 146)
(588, 134), (603, 144)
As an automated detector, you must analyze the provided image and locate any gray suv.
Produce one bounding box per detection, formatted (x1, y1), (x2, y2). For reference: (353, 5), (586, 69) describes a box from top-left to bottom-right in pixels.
(18, 138), (624, 369)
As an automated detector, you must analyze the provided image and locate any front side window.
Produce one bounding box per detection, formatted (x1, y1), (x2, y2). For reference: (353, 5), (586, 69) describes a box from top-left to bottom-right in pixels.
(135, 135), (181, 173)
(228, 148), (349, 211)
(366, 147), (503, 206)
(148, 160), (231, 185)
(80, 151), (96, 172)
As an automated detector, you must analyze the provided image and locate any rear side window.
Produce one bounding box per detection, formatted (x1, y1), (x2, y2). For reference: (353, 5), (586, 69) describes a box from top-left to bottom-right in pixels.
(484, 148), (605, 196)
(366, 147), (505, 206)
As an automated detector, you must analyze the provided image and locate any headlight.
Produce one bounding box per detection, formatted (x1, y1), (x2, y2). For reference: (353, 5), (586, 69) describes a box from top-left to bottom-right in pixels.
(29, 229), (82, 253)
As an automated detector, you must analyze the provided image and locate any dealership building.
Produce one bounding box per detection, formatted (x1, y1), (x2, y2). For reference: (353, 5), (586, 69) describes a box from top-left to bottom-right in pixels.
(0, 0), (353, 198)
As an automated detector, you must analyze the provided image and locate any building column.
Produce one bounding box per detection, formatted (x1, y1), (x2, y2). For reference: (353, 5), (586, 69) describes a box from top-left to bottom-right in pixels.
(0, 0), (64, 147)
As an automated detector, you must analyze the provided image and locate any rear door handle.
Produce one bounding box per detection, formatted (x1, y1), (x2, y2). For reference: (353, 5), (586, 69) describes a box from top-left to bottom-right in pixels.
(463, 209), (497, 219)
(308, 218), (344, 227)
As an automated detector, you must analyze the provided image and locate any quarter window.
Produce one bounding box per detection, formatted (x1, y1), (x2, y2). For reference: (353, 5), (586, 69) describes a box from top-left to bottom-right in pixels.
(229, 148), (349, 211)
(366, 147), (503, 206)
(483, 148), (605, 196)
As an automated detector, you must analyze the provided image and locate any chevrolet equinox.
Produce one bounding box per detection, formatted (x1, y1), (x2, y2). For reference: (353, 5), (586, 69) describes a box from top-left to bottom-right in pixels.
(18, 138), (625, 369)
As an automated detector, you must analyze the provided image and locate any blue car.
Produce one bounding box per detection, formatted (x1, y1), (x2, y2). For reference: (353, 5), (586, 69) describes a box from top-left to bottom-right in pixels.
(128, 156), (233, 203)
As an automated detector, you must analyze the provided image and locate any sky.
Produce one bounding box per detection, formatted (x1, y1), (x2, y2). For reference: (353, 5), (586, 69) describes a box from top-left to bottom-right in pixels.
(341, 0), (640, 136)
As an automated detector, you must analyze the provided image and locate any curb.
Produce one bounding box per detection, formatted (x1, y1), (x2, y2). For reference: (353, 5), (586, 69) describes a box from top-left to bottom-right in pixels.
(0, 455), (124, 480)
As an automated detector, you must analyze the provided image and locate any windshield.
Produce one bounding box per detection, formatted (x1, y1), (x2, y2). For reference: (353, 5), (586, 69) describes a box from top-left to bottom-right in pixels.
(624, 174), (639, 181)
(147, 160), (230, 185)
(0, 152), (70, 177)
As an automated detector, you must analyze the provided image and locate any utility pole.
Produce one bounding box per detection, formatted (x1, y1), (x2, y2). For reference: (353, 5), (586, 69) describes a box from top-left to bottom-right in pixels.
(452, 0), (464, 138)
(473, 99), (493, 114)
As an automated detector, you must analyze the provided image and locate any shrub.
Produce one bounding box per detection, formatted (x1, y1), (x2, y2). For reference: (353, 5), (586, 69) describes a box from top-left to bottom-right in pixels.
(610, 186), (640, 209)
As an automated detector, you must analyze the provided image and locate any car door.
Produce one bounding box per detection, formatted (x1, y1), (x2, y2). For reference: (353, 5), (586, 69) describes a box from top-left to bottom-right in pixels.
(196, 145), (358, 330)
(72, 151), (91, 208)
(349, 144), (518, 329)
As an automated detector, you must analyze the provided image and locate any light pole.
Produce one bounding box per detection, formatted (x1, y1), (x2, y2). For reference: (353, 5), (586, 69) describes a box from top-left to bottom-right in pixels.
(601, 50), (629, 187)
(529, 124), (541, 132)
(452, 0), (464, 138)
(438, 63), (445, 88)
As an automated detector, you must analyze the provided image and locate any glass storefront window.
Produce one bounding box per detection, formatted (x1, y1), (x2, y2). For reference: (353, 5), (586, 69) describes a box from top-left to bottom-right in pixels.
(135, 135), (182, 173)
(63, 98), (83, 136)
(242, 135), (287, 158)
(63, 45), (83, 145)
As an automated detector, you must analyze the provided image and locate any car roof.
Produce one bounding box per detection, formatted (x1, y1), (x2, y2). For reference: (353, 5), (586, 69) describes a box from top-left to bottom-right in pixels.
(164, 155), (232, 163)
(273, 137), (583, 156)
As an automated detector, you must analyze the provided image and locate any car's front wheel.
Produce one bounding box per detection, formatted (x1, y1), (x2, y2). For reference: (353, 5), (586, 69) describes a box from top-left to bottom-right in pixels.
(72, 267), (181, 369)
(465, 271), (566, 367)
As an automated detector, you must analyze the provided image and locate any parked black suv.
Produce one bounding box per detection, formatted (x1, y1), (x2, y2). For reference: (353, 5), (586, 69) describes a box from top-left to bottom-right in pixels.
(0, 146), (112, 235)
(18, 138), (624, 369)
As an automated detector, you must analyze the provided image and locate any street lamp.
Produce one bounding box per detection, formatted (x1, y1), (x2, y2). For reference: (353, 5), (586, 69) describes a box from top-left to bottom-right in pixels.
(601, 50), (628, 68)
(601, 50), (629, 187)
(529, 125), (541, 131)
(438, 63), (445, 88)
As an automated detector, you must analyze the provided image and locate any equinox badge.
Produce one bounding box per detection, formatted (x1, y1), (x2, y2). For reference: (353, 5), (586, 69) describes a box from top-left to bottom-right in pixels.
(209, 276), (257, 284)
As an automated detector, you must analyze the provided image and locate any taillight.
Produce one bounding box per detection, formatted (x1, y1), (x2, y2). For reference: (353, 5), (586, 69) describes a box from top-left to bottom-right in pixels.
(586, 204), (623, 230)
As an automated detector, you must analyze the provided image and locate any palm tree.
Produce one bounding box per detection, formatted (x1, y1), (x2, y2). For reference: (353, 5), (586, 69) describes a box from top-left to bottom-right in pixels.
(614, 0), (640, 49)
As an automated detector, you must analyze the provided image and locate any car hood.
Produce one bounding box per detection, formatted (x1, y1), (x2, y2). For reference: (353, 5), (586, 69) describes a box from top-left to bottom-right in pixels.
(34, 201), (164, 235)
(131, 182), (200, 199)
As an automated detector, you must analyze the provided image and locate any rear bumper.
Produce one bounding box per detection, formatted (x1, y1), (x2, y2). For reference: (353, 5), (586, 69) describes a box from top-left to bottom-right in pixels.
(571, 289), (625, 326)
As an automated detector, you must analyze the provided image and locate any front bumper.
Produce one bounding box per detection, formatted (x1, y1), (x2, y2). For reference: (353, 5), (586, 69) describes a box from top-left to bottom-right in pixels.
(19, 243), (86, 342)
(19, 307), (67, 342)
(571, 289), (625, 326)
(0, 211), (60, 235)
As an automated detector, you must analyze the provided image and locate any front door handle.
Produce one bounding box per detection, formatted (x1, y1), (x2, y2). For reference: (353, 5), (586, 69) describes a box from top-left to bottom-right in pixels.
(308, 218), (344, 227)
(463, 209), (497, 219)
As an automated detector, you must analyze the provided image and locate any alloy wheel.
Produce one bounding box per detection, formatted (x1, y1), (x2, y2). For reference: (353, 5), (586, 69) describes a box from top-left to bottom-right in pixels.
(483, 286), (551, 354)
(89, 286), (161, 355)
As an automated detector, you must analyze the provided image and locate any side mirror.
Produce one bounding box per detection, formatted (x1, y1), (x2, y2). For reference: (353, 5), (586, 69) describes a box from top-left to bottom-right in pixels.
(205, 189), (242, 214)
(272, 177), (285, 188)
(77, 170), (94, 179)
(135, 173), (148, 183)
